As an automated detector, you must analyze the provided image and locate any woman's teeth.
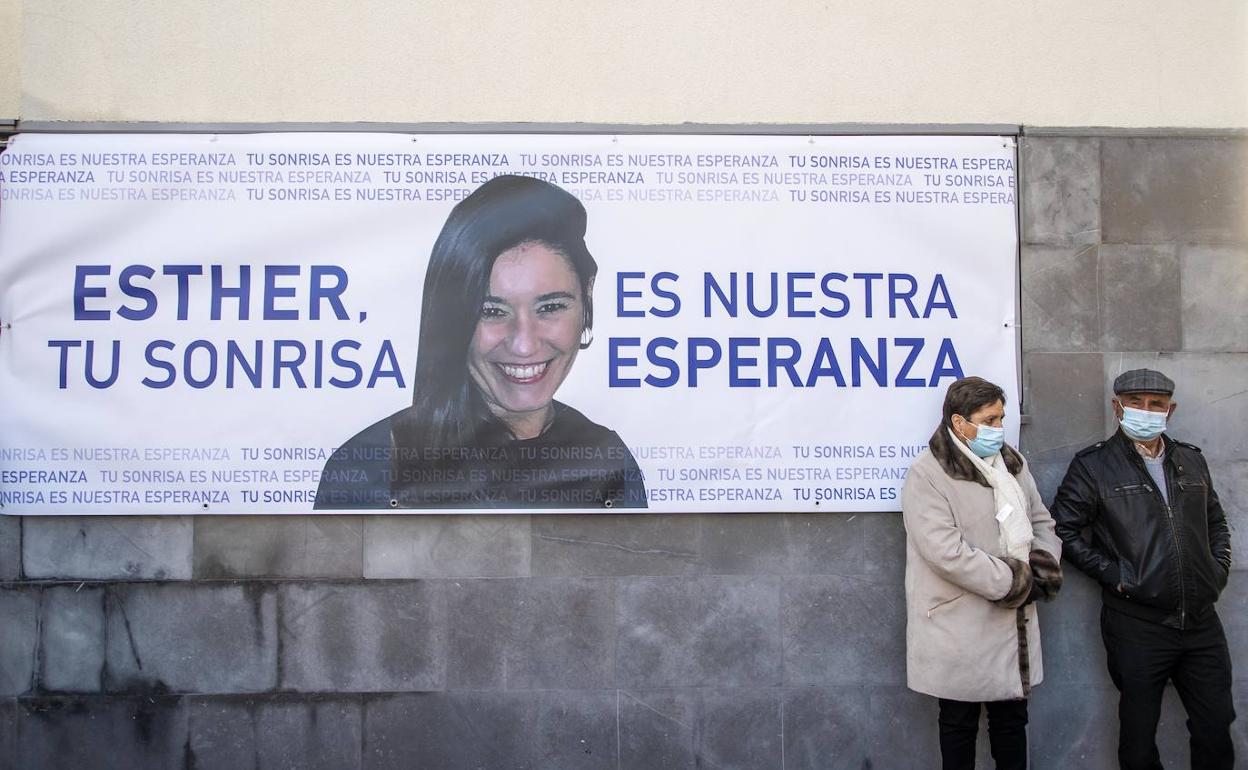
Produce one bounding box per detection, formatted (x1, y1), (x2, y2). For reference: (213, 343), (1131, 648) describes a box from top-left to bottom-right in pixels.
(499, 362), (548, 380)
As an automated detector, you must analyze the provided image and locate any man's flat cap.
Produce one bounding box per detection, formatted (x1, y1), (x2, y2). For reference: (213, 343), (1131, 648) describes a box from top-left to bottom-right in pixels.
(1113, 368), (1175, 395)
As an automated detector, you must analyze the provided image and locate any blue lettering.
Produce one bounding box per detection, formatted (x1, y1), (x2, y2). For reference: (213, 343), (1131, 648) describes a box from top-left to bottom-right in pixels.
(609, 337), (641, 387)
(687, 337), (721, 387)
(212, 265), (251, 320)
(818, 273), (849, 318)
(746, 272), (778, 317)
(162, 265), (203, 320)
(703, 273), (736, 317)
(889, 274), (919, 318)
(930, 338), (964, 384)
(767, 337), (803, 386)
(310, 265), (349, 320)
(615, 272), (646, 318)
(805, 338), (846, 387)
(650, 272), (681, 317)
(644, 338), (680, 387)
(142, 340), (177, 388)
(728, 337), (761, 387)
(850, 337), (886, 386)
(893, 337), (925, 387)
(74, 266), (110, 320)
(264, 266), (300, 320)
(330, 340), (363, 387)
(117, 265), (156, 321)
(367, 340), (405, 388)
(786, 272), (816, 318)
(926, 274), (957, 318)
(184, 340), (217, 389)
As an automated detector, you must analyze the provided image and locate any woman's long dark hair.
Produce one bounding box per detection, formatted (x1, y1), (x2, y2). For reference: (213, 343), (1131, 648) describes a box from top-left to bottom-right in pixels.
(928, 376), (1023, 486)
(393, 175), (598, 450)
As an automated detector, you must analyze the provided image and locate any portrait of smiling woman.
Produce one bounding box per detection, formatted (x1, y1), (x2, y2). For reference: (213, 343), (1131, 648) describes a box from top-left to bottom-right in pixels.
(315, 174), (648, 509)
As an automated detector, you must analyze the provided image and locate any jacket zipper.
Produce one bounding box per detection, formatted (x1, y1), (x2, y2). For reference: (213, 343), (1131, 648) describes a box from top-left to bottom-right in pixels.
(1130, 445), (1187, 629)
(926, 593), (965, 617)
(1162, 500), (1186, 629)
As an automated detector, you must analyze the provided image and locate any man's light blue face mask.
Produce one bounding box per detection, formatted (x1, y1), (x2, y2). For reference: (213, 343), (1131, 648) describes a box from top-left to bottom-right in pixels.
(1118, 403), (1168, 441)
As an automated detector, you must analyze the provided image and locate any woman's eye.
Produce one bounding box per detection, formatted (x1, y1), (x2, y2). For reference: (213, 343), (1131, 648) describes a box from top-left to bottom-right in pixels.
(480, 305), (507, 319)
(537, 301), (569, 315)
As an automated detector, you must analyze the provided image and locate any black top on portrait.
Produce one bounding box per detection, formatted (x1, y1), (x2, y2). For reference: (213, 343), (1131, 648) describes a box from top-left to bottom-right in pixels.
(314, 401), (647, 509)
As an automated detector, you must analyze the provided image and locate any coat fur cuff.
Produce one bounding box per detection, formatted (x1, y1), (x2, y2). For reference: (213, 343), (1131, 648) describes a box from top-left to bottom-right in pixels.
(994, 557), (1033, 609)
(1028, 549), (1063, 601)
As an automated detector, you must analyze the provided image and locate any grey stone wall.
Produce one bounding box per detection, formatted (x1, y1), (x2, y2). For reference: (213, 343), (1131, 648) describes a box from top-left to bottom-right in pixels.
(0, 131), (1245, 769)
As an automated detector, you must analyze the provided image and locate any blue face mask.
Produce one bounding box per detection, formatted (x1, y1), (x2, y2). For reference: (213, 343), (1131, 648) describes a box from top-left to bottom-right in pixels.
(960, 418), (1005, 458)
(1119, 404), (1167, 441)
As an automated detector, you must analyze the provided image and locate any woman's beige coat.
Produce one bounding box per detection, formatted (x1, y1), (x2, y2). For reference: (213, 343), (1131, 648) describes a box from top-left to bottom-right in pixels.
(901, 448), (1061, 702)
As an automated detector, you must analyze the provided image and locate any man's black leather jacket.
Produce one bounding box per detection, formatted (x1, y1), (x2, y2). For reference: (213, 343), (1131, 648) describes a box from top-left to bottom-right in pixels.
(1051, 430), (1232, 629)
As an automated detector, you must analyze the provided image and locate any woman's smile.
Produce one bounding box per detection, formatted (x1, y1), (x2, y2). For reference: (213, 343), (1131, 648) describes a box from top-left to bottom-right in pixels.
(496, 360), (551, 383)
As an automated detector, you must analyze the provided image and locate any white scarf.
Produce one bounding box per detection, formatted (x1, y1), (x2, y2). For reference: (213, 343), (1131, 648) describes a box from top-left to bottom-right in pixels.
(948, 429), (1033, 560)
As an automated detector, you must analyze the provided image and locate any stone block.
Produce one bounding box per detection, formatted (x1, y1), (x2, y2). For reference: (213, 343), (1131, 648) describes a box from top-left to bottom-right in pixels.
(1102, 137), (1248, 245)
(783, 514), (867, 575)
(22, 516), (192, 580)
(17, 696), (188, 770)
(865, 687), (943, 769)
(859, 512), (906, 585)
(1208, 461), (1248, 573)
(697, 688), (782, 770)
(362, 515), (529, 578)
(1033, 570), (1111, 686)
(187, 694), (362, 770)
(700, 513), (864, 576)
(1033, 685), (1196, 768)
(1102, 353), (1248, 462)
(194, 516), (361, 578)
(699, 514), (789, 575)
(0, 589), (37, 696)
(1182, 246), (1248, 352)
(0, 515), (20, 580)
(620, 688), (784, 770)
(1027, 459), (1073, 511)
(616, 576), (781, 688)
(0, 698), (14, 768)
(782, 575), (905, 686)
(279, 581), (443, 692)
(531, 514), (702, 576)
(446, 578), (613, 689)
(1021, 136), (1100, 246)
(1021, 244), (1100, 352)
(1098, 245), (1182, 352)
(40, 585), (105, 692)
(1029, 684), (1120, 769)
(618, 689), (698, 769)
(105, 583), (277, 693)
(1021, 352), (1106, 466)
(1222, 571), (1248, 682)
(362, 691), (616, 770)
(781, 686), (872, 770)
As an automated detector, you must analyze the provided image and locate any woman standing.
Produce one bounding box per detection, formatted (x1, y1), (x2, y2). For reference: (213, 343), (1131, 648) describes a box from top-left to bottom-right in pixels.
(902, 376), (1062, 769)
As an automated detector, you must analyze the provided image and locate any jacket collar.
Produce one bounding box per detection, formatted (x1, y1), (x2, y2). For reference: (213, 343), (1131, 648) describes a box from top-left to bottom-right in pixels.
(1108, 428), (1175, 465)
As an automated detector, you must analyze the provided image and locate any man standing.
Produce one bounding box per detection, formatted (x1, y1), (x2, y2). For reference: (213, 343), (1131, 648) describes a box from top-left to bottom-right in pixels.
(1051, 368), (1234, 770)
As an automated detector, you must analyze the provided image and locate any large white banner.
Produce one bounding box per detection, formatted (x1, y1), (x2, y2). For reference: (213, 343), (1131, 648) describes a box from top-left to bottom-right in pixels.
(0, 133), (1019, 514)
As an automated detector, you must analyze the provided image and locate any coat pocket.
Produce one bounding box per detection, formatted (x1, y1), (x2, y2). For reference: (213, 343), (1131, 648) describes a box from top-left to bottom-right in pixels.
(1117, 558), (1136, 595)
(1109, 481), (1153, 497)
(926, 592), (967, 618)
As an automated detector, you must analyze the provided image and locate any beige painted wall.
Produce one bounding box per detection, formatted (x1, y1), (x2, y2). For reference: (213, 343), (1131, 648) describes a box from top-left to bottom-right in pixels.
(7, 0), (1248, 127)
(0, 0), (18, 119)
